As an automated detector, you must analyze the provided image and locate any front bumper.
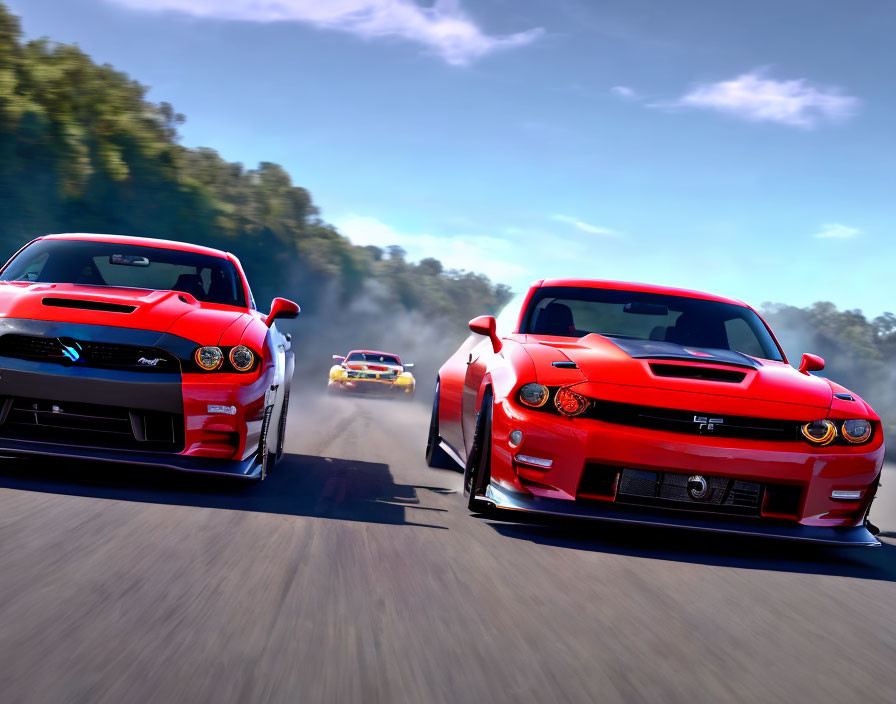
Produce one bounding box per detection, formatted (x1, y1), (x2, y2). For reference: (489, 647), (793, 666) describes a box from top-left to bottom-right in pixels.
(330, 379), (415, 395)
(484, 483), (880, 546)
(0, 319), (273, 475)
(489, 397), (884, 543)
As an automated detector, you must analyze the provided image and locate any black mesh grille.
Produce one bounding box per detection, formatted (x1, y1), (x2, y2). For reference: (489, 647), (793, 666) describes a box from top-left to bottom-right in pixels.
(0, 334), (180, 373)
(0, 397), (184, 452)
(578, 464), (797, 518)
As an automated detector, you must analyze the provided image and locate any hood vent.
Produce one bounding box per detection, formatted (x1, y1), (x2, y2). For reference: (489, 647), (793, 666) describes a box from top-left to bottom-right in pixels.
(42, 297), (136, 314)
(649, 363), (746, 384)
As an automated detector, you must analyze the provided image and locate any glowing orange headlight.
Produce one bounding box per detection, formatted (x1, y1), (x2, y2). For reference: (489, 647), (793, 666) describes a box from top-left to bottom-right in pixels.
(554, 386), (589, 416)
(800, 419), (837, 446)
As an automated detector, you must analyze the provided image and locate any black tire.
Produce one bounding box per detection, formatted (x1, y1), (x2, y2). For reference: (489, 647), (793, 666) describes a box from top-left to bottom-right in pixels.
(275, 388), (290, 462)
(463, 391), (494, 513)
(255, 405), (275, 481)
(425, 380), (454, 469)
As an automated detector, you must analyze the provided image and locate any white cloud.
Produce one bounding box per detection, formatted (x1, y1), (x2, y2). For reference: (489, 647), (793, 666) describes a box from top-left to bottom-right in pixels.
(610, 85), (637, 100)
(813, 223), (861, 239)
(552, 214), (620, 237)
(108, 0), (543, 65)
(333, 213), (526, 281)
(672, 70), (859, 128)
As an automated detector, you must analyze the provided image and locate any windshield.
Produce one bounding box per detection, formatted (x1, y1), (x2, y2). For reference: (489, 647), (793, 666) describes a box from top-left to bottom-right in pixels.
(521, 286), (784, 361)
(0, 239), (247, 307)
(346, 352), (401, 365)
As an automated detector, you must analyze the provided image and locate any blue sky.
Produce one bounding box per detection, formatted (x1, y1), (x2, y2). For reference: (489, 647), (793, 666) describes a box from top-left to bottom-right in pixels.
(8, 0), (895, 316)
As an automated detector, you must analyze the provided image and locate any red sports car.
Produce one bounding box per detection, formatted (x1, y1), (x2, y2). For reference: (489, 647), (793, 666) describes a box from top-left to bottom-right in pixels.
(0, 233), (299, 480)
(426, 279), (884, 546)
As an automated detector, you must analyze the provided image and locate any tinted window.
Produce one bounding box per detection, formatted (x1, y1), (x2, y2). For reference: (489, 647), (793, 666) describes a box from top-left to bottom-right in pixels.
(1, 239), (247, 307)
(346, 352), (401, 365)
(521, 286), (783, 361)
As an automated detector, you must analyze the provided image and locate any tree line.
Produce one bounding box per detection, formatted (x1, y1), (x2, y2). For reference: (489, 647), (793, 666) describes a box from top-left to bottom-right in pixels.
(0, 3), (510, 339)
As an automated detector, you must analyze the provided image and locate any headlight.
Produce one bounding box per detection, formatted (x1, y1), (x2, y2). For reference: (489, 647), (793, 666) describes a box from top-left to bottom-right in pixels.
(519, 383), (549, 408)
(554, 386), (589, 416)
(841, 419), (872, 444)
(229, 345), (255, 372)
(800, 419), (837, 446)
(195, 346), (223, 371)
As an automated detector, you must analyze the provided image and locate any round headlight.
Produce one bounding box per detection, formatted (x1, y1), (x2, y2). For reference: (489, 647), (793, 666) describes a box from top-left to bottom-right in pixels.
(195, 346), (223, 371)
(800, 419), (837, 446)
(554, 386), (589, 416)
(229, 345), (255, 372)
(519, 383), (549, 408)
(841, 419), (872, 444)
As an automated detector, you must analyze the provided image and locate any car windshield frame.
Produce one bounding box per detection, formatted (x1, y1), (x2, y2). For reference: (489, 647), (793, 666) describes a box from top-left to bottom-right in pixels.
(0, 238), (248, 308)
(520, 286), (785, 362)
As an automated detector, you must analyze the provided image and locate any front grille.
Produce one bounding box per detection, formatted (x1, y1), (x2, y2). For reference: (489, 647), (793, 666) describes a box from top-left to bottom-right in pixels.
(0, 334), (180, 373)
(584, 399), (798, 442)
(578, 464), (800, 518)
(346, 370), (396, 380)
(0, 397), (184, 452)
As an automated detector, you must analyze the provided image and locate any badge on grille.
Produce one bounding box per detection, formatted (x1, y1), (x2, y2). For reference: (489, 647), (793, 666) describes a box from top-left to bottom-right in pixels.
(687, 475), (708, 500)
(694, 415), (724, 433)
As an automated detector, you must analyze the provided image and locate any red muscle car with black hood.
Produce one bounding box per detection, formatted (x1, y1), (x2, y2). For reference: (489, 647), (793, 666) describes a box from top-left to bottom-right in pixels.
(0, 233), (299, 480)
(426, 279), (883, 546)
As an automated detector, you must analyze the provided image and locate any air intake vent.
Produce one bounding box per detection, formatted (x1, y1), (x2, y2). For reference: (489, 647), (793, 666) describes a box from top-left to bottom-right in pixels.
(649, 363), (746, 383)
(42, 297), (136, 314)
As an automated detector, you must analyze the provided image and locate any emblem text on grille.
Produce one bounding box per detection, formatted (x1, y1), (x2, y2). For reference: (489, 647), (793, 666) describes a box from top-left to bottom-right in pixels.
(694, 415), (724, 433)
(137, 357), (164, 367)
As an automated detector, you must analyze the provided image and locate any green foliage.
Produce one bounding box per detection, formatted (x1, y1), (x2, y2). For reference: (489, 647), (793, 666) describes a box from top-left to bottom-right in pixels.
(0, 2), (510, 335)
(764, 302), (896, 447)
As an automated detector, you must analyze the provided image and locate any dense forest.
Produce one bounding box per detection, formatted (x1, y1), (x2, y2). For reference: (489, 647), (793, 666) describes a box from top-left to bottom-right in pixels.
(0, 3), (892, 444)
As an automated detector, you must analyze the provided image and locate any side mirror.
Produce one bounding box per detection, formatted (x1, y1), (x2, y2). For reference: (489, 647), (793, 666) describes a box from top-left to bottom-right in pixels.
(799, 353), (825, 375)
(266, 297), (300, 327)
(332, 355), (345, 363)
(469, 315), (502, 353)
(403, 362), (415, 370)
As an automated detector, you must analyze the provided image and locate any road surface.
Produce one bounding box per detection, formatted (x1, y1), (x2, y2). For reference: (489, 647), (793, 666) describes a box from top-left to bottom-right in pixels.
(0, 394), (893, 703)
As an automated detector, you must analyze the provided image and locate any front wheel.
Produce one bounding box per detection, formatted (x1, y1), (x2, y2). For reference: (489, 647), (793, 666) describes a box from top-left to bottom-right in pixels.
(425, 380), (454, 469)
(275, 388), (290, 461)
(463, 392), (493, 513)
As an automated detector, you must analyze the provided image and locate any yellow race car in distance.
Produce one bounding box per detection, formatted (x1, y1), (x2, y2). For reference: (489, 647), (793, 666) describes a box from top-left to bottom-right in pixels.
(328, 350), (416, 398)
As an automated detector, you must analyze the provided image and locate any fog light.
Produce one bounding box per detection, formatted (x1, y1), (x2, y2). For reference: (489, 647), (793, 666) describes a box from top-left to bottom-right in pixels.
(509, 430), (523, 446)
(515, 454), (552, 468)
(208, 404), (237, 415)
(831, 489), (862, 500)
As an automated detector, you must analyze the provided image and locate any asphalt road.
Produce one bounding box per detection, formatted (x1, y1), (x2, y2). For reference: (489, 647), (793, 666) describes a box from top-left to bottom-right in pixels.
(0, 394), (893, 704)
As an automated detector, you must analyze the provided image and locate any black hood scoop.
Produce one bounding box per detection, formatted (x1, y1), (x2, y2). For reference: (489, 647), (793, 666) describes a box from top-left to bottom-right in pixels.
(605, 337), (761, 370)
(42, 297), (136, 314)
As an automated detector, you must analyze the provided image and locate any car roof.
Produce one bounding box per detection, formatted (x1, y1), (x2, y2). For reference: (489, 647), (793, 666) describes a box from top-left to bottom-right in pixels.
(40, 233), (232, 260)
(532, 278), (748, 307)
(347, 350), (402, 361)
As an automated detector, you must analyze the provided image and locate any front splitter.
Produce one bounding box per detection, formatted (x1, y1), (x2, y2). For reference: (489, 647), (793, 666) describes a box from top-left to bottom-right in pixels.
(484, 484), (880, 547)
(0, 437), (263, 480)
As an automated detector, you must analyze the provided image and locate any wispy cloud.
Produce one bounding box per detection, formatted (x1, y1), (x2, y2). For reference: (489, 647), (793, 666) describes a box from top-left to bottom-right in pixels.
(666, 70), (859, 128)
(108, 0), (543, 65)
(552, 214), (621, 237)
(610, 85), (638, 100)
(333, 213), (526, 281)
(813, 223), (861, 239)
